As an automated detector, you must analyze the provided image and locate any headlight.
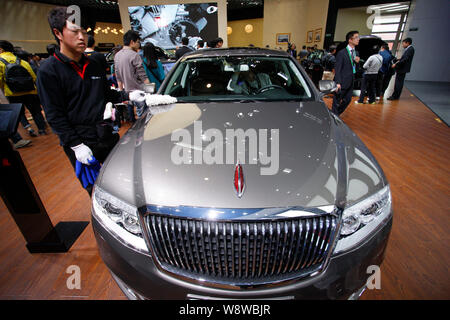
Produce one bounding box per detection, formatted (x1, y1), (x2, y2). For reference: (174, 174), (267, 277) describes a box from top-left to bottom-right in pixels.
(92, 186), (148, 253)
(334, 185), (392, 254)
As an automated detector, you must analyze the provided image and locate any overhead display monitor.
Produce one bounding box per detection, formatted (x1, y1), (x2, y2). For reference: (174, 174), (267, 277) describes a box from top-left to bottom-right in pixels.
(128, 3), (218, 50)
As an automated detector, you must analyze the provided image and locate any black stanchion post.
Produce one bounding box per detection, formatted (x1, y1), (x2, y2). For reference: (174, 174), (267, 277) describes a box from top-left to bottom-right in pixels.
(0, 103), (88, 253)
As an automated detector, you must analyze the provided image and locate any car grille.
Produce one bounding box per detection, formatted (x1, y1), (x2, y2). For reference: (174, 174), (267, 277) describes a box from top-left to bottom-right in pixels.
(145, 214), (338, 285)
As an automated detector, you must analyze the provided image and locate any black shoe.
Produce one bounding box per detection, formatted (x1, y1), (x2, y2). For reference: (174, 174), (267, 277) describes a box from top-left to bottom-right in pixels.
(38, 129), (47, 135)
(387, 96), (398, 101)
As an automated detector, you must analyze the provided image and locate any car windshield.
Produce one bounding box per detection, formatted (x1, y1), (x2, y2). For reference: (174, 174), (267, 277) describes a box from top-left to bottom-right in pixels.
(161, 56), (313, 102)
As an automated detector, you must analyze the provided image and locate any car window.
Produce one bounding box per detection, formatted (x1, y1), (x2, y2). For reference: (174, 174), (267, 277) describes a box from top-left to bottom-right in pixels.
(162, 56), (313, 102)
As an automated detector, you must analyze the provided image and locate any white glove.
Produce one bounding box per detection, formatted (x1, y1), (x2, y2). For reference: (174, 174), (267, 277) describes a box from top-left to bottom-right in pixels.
(129, 90), (146, 103)
(145, 94), (177, 107)
(104, 102), (113, 120)
(71, 143), (93, 165)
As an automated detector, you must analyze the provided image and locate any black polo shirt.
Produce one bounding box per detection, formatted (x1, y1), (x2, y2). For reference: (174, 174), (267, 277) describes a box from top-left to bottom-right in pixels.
(36, 50), (126, 147)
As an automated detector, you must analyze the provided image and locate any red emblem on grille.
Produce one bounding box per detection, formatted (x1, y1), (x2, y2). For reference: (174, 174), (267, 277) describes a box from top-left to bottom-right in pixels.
(234, 162), (245, 198)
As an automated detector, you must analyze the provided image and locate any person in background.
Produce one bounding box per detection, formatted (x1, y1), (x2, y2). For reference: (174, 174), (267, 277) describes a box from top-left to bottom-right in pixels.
(142, 42), (165, 92)
(0, 76), (31, 149)
(355, 45), (383, 105)
(196, 39), (204, 50)
(387, 38), (415, 101)
(84, 34), (108, 74)
(0, 40), (48, 138)
(46, 43), (59, 57)
(287, 43), (297, 59)
(322, 45), (336, 80)
(332, 30), (360, 116)
(175, 37), (193, 60)
(299, 45), (308, 60)
(31, 54), (42, 70)
(16, 50), (39, 74)
(376, 44), (394, 100)
(114, 30), (150, 122)
(214, 37), (223, 48)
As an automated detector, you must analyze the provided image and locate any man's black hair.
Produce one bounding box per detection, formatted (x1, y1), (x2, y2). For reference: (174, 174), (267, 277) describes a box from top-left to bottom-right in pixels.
(329, 45), (337, 53)
(216, 37), (223, 43)
(197, 39), (204, 48)
(181, 37), (189, 46)
(47, 7), (70, 45)
(16, 49), (31, 61)
(87, 34), (95, 48)
(403, 37), (412, 45)
(123, 30), (140, 46)
(346, 30), (359, 43)
(382, 44), (389, 51)
(372, 45), (380, 54)
(302, 45), (306, 49)
(0, 40), (14, 53)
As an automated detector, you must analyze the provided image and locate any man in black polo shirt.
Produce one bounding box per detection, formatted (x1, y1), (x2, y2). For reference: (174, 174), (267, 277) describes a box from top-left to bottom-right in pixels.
(37, 7), (131, 195)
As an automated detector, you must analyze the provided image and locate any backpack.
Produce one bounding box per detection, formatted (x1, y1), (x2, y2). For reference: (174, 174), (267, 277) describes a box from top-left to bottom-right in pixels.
(0, 57), (35, 93)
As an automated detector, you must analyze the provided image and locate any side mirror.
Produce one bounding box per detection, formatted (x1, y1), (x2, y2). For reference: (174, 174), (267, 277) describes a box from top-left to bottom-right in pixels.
(319, 80), (338, 94)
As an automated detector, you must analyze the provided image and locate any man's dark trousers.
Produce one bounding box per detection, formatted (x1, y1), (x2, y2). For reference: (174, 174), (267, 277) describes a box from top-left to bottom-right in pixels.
(7, 94), (47, 131)
(358, 73), (378, 103)
(392, 72), (406, 99)
(332, 85), (353, 115)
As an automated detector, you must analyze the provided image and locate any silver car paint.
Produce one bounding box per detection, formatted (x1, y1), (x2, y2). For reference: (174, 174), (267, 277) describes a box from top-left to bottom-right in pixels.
(98, 100), (386, 210)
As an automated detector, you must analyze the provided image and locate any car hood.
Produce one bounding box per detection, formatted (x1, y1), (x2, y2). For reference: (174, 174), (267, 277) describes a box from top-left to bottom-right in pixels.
(98, 101), (387, 209)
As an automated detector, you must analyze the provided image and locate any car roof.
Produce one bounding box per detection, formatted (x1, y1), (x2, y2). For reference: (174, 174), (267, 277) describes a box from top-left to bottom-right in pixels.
(181, 47), (291, 59)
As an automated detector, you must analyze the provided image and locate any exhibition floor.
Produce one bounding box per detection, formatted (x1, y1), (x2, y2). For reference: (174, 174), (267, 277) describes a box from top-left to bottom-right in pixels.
(0, 88), (448, 300)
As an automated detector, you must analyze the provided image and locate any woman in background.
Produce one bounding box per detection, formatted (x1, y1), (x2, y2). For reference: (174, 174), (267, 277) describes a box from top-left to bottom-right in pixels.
(142, 42), (165, 91)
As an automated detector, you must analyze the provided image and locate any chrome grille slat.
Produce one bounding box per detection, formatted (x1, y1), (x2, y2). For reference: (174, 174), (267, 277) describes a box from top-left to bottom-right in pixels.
(222, 223), (228, 275)
(146, 214), (337, 284)
(163, 217), (180, 268)
(191, 221), (203, 273)
(214, 222), (221, 276)
(252, 223), (258, 277)
(238, 223), (242, 278)
(184, 219), (197, 273)
(177, 219), (191, 270)
(278, 221), (289, 274)
(258, 223), (265, 277)
(302, 218), (317, 269)
(284, 220), (296, 273)
(199, 222), (209, 274)
(169, 218), (186, 269)
(265, 223), (274, 276)
(245, 223), (250, 278)
(150, 215), (169, 263)
(207, 222), (216, 275)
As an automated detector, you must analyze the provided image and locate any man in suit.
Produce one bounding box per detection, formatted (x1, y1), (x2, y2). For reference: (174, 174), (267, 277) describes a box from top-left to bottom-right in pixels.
(332, 30), (360, 116)
(387, 38), (414, 100)
(175, 37), (193, 60)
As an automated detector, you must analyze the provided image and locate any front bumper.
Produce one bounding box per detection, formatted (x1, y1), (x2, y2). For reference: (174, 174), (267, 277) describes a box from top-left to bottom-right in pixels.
(92, 211), (392, 300)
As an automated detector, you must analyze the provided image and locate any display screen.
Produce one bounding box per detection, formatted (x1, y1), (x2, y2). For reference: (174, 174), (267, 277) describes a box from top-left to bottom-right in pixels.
(128, 3), (218, 50)
(162, 62), (176, 75)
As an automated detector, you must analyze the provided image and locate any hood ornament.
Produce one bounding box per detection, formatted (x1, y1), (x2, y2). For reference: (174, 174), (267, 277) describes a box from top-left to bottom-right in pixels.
(234, 162), (245, 198)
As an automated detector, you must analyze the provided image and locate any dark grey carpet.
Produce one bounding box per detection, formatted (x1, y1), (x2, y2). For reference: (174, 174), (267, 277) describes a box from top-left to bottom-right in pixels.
(405, 80), (450, 126)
